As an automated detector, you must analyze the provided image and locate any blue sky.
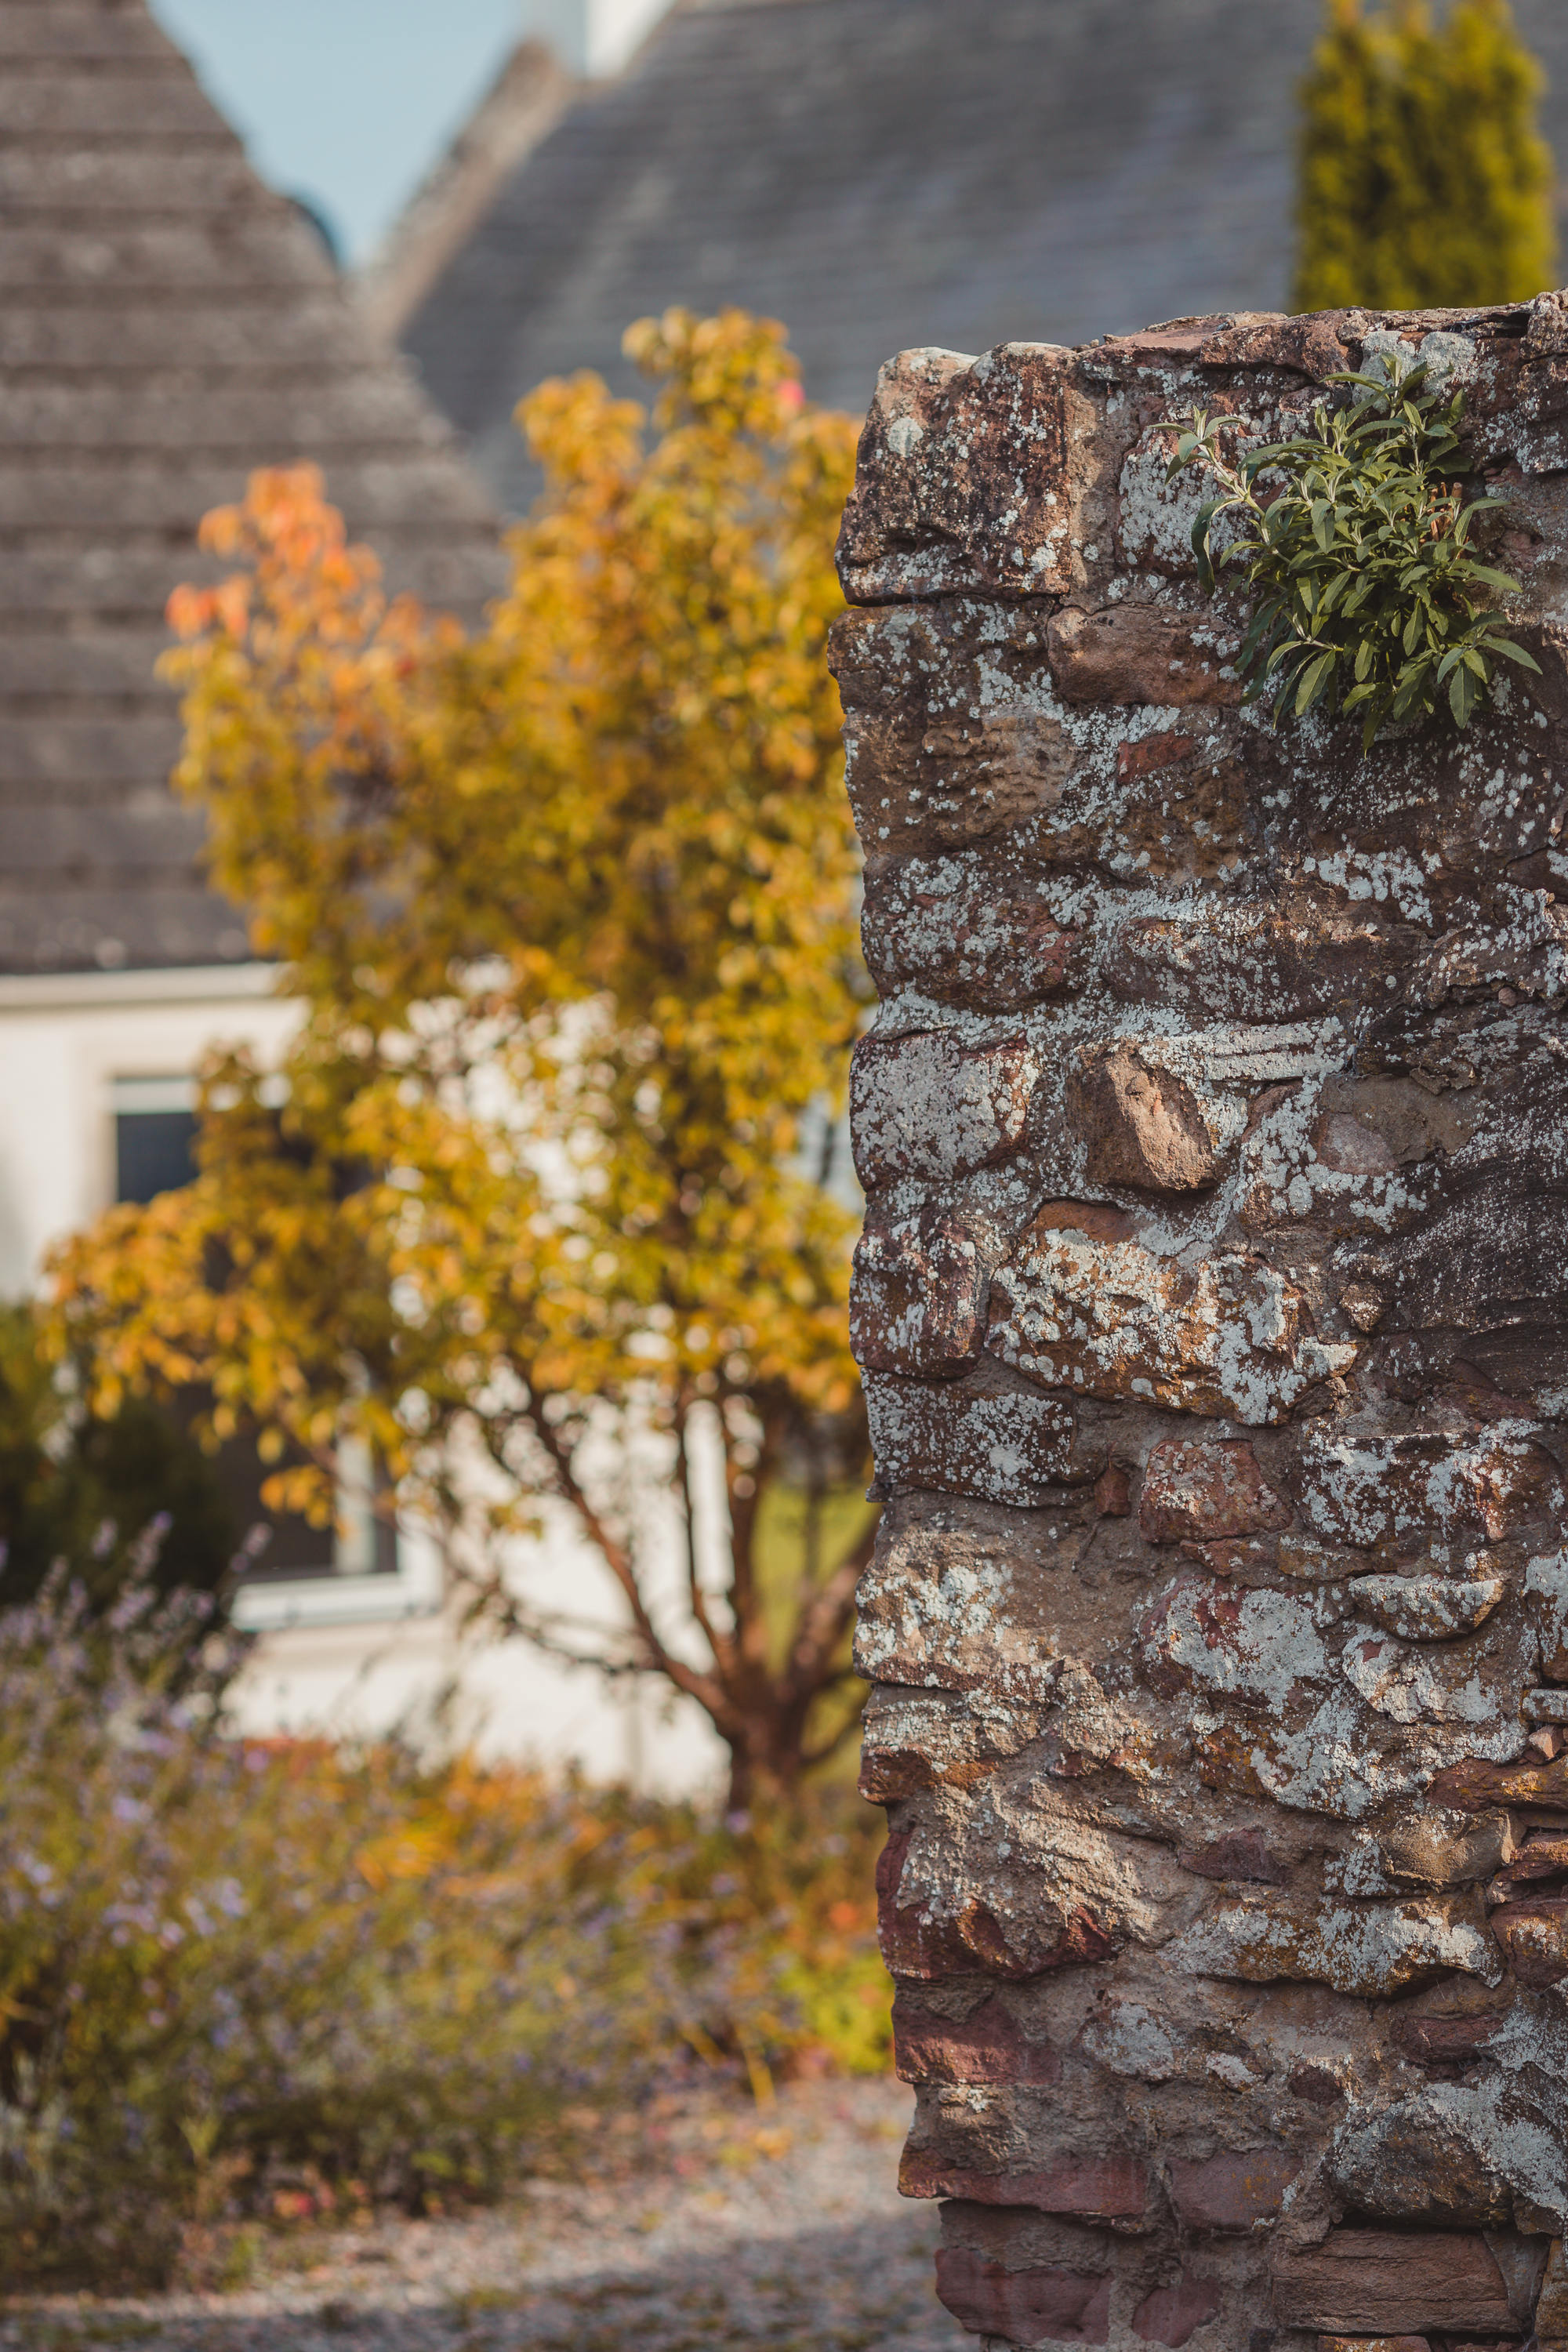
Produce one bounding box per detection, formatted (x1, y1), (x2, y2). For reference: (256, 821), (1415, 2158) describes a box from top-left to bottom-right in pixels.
(147, 1), (523, 263)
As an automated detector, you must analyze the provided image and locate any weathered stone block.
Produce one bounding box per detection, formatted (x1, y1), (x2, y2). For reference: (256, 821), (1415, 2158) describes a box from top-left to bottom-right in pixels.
(837, 343), (1080, 603)
(1298, 1431), (1564, 1550)
(861, 853), (1080, 1007)
(1488, 1895), (1568, 1987)
(853, 1498), (1082, 1698)
(1534, 2235), (1568, 2340)
(851, 1205), (988, 1377)
(827, 601), (1073, 855)
(988, 1210), (1352, 1421)
(862, 1371), (1084, 1504)
(1171, 1889), (1501, 1995)
(876, 1826), (1113, 1980)
(1047, 601), (1240, 707)
(1271, 2231), (1520, 2334)
(903, 2146), (1147, 2221)
(851, 1029), (1036, 1189)
(1067, 1046), (1220, 1193)
(1138, 1439), (1292, 1544)
(1345, 1572), (1504, 1642)
(935, 2247), (1112, 2346)
(891, 1991), (1062, 2086)
(1178, 1828), (1290, 1885)
(1167, 2147), (1298, 2230)
(1131, 2273), (1225, 2348)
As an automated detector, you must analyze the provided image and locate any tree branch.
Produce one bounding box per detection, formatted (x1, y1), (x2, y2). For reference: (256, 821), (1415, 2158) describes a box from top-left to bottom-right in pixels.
(674, 1396), (733, 1677)
(522, 1388), (742, 1738)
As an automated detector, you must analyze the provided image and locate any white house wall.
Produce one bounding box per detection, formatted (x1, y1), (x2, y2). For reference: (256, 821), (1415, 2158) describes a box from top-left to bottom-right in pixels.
(0, 964), (723, 1794)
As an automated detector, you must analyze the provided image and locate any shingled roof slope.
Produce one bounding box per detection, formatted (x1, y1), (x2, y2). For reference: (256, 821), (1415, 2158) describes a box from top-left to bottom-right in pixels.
(400, 0), (1568, 517)
(0, 0), (500, 978)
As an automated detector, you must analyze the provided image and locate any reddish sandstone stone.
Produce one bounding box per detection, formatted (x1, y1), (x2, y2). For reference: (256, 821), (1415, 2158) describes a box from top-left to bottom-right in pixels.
(1487, 1896), (1568, 1987)
(1178, 1828), (1289, 1886)
(935, 2249), (1112, 2345)
(1195, 310), (1357, 377)
(1167, 2145), (1298, 2229)
(1047, 603), (1240, 708)
(858, 1690), (1022, 1802)
(1289, 2063), (1346, 2107)
(904, 2148), (1147, 2220)
(1534, 2234), (1568, 2340)
(1118, 732), (1199, 781)
(1068, 1047), (1219, 1193)
(827, 602), (1082, 856)
(852, 1498), (1077, 1699)
(1139, 1439), (1292, 1544)
(1132, 2271), (1225, 2348)
(1426, 1754), (1568, 1814)
(1298, 1431), (1564, 1551)
(1095, 1462), (1132, 1518)
(1390, 2013), (1511, 2067)
(891, 1992), (1061, 2086)
(1271, 2231), (1515, 2333)
(987, 1219), (1327, 1422)
(1108, 898), (1422, 1024)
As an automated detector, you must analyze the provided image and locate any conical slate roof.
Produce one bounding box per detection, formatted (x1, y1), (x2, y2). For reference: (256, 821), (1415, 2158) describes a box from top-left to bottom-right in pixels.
(397, 0), (1568, 517)
(0, 0), (501, 977)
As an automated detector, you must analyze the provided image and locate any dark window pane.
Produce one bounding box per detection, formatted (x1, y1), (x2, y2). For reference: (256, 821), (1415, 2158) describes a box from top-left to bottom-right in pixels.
(218, 1436), (399, 1581)
(115, 1109), (198, 1204)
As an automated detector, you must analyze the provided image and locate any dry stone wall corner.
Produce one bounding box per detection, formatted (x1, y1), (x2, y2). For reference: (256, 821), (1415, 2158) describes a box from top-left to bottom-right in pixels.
(833, 300), (1568, 2352)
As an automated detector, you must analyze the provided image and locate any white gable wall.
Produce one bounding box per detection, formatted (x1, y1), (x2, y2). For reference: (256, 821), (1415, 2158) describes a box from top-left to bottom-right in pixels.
(0, 968), (722, 1795)
(522, 0), (676, 78)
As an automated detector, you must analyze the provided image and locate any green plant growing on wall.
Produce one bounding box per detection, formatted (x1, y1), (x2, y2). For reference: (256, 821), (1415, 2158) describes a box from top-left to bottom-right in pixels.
(1163, 352), (1538, 747)
(1294, 0), (1554, 313)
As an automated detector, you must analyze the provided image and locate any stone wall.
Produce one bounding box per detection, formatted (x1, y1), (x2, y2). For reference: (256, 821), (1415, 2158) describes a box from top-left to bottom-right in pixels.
(830, 299), (1568, 2352)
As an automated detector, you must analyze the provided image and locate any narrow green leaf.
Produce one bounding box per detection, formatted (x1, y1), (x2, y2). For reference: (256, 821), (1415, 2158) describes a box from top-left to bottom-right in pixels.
(1295, 652), (1336, 715)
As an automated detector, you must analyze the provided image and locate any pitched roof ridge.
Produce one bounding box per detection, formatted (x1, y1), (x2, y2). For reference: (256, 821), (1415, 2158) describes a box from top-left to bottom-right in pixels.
(357, 38), (579, 347)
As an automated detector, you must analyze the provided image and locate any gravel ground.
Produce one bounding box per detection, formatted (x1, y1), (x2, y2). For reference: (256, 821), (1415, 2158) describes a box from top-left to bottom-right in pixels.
(0, 2079), (967, 2352)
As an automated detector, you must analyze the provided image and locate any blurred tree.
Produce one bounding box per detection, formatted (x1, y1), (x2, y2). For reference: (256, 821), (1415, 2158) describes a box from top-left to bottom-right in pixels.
(50, 310), (870, 1808)
(1294, 0), (1554, 311)
(0, 1304), (238, 1612)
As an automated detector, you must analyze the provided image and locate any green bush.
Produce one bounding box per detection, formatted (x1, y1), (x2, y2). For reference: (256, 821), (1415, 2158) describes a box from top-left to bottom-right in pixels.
(0, 1566), (887, 2289)
(0, 1302), (240, 1614)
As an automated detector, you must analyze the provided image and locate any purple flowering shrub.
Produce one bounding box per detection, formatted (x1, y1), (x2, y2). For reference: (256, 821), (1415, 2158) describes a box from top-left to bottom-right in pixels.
(0, 1564), (886, 2289)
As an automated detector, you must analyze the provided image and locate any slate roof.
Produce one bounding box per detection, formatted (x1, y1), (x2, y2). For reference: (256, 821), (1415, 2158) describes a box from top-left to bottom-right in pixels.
(0, 0), (500, 978)
(400, 0), (1568, 517)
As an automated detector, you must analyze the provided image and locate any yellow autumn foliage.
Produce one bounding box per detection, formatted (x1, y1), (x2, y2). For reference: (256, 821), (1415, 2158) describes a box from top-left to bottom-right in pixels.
(51, 310), (869, 1802)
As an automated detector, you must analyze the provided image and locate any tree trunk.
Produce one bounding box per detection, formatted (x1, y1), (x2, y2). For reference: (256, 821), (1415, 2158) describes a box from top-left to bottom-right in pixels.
(723, 1704), (812, 1817)
(833, 304), (1568, 2349)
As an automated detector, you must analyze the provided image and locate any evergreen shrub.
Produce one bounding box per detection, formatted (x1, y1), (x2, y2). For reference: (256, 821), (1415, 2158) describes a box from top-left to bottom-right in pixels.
(1294, 0), (1554, 312)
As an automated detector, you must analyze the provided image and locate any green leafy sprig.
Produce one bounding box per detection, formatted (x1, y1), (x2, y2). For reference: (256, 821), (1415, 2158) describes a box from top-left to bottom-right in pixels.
(1162, 352), (1538, 749)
